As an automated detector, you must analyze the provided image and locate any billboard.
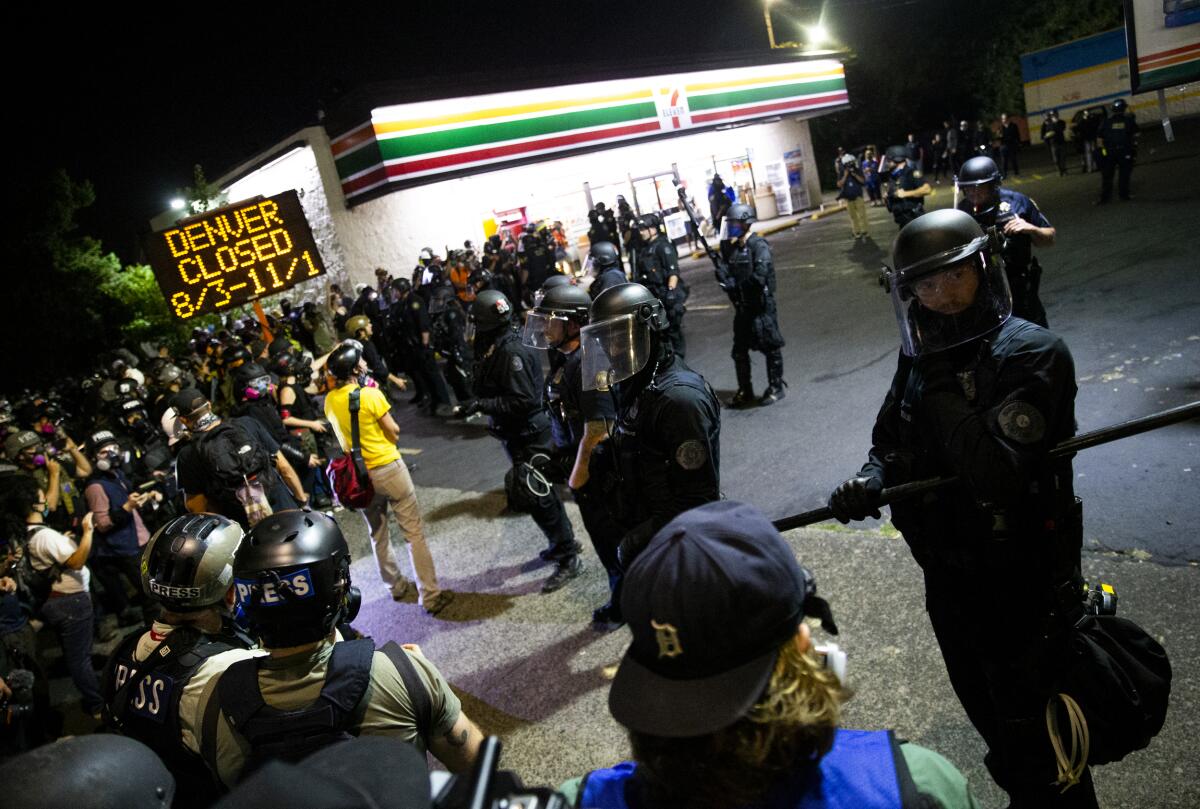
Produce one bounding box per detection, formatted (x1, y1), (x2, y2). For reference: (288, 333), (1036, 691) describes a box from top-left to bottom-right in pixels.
(144, 190), (327, 320)
(331, 59), (849, 204)
(1124, 0), (1200, 93)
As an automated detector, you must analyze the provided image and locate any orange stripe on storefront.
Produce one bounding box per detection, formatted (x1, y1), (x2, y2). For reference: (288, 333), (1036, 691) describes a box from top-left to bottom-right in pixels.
(331, 125), (380, 158)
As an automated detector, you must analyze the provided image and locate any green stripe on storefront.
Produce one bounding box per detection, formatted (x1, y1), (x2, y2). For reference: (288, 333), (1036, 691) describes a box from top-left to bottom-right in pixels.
(1141, 58), (1200, 87)
(335, 141), (386, 180)
(688, 78), (846, 112)
(376, 101), (658, 160)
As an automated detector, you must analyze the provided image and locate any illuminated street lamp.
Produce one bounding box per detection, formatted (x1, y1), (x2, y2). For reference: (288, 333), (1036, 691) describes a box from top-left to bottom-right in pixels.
(805, 23), (830, 47)
(169, 197), (186, 211)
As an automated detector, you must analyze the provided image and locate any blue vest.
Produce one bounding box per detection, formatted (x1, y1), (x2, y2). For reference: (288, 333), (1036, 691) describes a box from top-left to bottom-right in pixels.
(581, 729), (908, 809)
(87, 472), (142, 558)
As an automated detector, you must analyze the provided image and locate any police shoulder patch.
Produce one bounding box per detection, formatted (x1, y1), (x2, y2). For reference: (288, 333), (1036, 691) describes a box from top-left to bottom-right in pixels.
(675, 439), (707, 470)
(997, 401), (1046, 445)
(511, 355), (524, 372)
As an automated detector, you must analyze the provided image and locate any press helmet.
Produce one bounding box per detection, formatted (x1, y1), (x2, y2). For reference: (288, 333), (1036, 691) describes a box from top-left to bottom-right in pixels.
(142, 513), (245, 611)
(232, 510), (359, 647)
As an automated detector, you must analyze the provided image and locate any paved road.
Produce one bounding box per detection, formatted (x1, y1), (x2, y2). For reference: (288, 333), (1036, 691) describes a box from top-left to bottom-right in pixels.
(403, 117), (1200, 563)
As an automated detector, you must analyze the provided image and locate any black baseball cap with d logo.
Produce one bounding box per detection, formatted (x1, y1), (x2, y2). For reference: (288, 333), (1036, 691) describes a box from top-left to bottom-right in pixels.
(609, 500), (836, 738)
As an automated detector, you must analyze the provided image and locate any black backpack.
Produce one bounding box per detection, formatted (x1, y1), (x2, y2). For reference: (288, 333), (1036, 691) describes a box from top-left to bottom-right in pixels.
(197, 421), (271, 491)
(18, 527), (66, 612)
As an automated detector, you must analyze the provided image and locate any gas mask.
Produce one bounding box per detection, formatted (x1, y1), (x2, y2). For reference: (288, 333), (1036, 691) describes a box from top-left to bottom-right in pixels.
(95, 446), (127, 472)
(242, 375), (274, 401)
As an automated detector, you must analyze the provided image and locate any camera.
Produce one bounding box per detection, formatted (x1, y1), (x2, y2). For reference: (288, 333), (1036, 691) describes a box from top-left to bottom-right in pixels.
(1082, 581), (1118, 617)
(432, 737), (568, 809)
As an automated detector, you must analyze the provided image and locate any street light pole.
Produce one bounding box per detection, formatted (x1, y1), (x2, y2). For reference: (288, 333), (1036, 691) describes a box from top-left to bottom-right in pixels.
(763, 3), (779, 49)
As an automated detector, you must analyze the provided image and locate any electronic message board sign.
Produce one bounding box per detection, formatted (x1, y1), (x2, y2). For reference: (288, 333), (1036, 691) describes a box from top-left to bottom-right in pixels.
(145, 189), (326, 320)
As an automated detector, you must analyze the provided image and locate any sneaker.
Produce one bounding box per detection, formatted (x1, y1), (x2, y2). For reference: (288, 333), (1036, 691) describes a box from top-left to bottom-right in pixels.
(730, 388), (757, 409)
(759, 382), (787, 406)
(542, 556), (583, 593)
(539, 541), (583, 562)
(424, 591), (455, 616)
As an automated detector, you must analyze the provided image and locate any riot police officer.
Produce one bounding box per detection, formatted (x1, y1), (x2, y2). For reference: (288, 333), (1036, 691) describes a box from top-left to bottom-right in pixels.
(462, 291), (584, 593)
(194, 509), (483, 787)
(522, 283), (623, 623)
(631, 214), (688, 357)
(428, 284), (474, 403)
(580, 283), (721, 569)
(519, 223), (556, 301)
(1097, 98), (1138, 203)
(828, 209), (1095, 808)
(587, 241), (628, 301)
(391, 279), (453, 415)
(883, 145), (932, 228)
(101, 513), (256, 807)
(957, 155), (1057, 327)
(716, 203), (787, 407)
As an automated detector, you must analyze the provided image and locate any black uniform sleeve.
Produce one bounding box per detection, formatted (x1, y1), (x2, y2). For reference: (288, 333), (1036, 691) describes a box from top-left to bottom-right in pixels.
(656, 240), (680, 277)
(920, 332), (1075, 505)
(476, 345), (542, 418)
(860, 352), (917, 486)
(647, 386), (721, 530)
(749, 237), (777, 294)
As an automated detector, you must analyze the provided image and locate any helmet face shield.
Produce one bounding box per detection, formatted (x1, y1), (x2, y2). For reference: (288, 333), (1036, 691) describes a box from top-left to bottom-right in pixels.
(580, 313), (651, 391)
(959, 181), (1000, 218)
(890, 250), (1012, 356)
(521, 311), (570, 349)
(720, 218), (749, 241)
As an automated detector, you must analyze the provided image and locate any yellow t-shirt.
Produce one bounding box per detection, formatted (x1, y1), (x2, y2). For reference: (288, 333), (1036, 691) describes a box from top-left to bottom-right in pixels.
(324, 383), (400, 468)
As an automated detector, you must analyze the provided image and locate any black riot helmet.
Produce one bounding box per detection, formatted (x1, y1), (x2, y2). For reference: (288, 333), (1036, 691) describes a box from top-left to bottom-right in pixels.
(523, 282), (592, 350)
(637, 213), (662, 232)
(589, 241), (621, 270)
(881, 209), (1011, 356)
(0, 735), (175, 809)
(470, 290), (514, 333)
(1111, 98), (1127, 114)
(468, 267), (493, 291)
(581, 283), (668, 391)
(391, 276), (413, 297)
(142, 513), (245, 611)
(956, 155), (1002, 219)
(531, 272), (571, 308)
(721, 202), (756, 241)
(233, 510), (360, 648)
(325, 342), (362, 381)
(884, 144), (908, 164)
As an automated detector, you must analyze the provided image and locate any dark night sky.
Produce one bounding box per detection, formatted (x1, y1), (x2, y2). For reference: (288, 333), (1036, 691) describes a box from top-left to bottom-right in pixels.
(16, 1), (951, 260)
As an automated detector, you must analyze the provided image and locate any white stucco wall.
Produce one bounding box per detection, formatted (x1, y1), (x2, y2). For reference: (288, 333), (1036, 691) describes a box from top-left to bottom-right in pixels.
(213, 128), (351, 301)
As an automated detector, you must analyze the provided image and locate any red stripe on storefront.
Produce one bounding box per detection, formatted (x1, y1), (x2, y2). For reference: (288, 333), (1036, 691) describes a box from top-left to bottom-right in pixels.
(342, 166), (390, 195)
(383, 120), (662, 176)
(1138, 41), (1200, 65)
(689, 92), (848, 124)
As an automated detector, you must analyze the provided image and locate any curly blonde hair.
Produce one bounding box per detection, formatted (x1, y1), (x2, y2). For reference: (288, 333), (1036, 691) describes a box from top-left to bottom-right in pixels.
(629, 635), (851, 809)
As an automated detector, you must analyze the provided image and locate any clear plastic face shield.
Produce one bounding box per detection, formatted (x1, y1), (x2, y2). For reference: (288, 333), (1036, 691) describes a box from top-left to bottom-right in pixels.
(579, 254), (597, 287)
(521, 311), (572, 350)
(958, 180), (1001, 220)
(885, 239), (1012, 356)
(719, 218), (750, 242)
(580, 313), (651, 391)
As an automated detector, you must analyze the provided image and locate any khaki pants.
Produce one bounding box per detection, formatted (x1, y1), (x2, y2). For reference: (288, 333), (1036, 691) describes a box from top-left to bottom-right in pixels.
(846, 197), (868, 236)
(364, 459), (441, 605)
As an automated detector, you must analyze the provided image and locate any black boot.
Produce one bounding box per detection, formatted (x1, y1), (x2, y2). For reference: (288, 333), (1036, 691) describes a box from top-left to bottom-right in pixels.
(760, 353), (787, 406)
(731, 354), (755, 408)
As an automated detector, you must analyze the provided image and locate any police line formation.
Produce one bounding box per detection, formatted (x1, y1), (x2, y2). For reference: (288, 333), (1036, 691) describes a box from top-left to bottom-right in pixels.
(0, 136), (1183, 808)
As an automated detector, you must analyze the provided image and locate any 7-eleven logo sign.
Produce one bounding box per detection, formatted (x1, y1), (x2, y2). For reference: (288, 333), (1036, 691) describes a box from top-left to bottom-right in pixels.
(655, 87), (691, 130)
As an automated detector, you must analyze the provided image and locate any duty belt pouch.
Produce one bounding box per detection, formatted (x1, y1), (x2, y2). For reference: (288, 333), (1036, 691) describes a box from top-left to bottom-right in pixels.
(1046, 587), (1171, 770)
(751, 311), (786, 350)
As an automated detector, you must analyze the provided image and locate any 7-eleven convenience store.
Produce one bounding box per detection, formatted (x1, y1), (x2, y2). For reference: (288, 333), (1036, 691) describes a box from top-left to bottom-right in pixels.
(202, 54), (850, 290)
